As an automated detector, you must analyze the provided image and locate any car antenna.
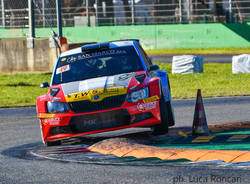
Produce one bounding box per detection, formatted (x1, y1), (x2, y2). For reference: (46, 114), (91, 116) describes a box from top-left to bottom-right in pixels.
(51, 31), (62, 54)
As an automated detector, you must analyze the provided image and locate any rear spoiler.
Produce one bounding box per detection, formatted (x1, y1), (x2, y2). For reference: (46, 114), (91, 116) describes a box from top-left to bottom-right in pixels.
(59, 38), (139, 53)
(81, 42), (110, 53)
(59, 37), (97, 53)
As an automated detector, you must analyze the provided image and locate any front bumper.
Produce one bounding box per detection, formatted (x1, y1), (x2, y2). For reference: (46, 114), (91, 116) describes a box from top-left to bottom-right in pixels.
(38, 99), (161, 142)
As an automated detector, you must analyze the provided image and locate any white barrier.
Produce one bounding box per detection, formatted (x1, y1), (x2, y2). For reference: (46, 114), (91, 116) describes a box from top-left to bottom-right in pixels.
(172, 55), (203, 74)
(232, 54), (250, 74)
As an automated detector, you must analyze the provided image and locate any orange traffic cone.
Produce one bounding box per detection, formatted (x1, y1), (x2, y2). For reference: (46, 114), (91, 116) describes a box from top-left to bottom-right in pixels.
(192, 89), (209, 136)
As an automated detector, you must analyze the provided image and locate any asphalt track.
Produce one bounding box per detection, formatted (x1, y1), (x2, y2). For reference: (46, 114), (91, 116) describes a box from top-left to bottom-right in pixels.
(151, 55), (234, 63)
(0, 96), (250, 184)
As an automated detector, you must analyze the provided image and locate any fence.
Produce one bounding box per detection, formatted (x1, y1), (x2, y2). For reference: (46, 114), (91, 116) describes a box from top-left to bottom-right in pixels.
(0, 0), (57, 28)
(0, 0), (250, 28)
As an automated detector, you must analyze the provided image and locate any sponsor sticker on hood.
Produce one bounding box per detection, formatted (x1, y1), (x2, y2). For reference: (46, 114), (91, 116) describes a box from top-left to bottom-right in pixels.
(65, 87), (127, 102)
(61, 72), (136, 97)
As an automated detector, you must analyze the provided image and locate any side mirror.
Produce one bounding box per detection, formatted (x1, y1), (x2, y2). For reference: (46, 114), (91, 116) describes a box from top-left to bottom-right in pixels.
(40, 82), (49, 88)
(149, 65), (159, 71)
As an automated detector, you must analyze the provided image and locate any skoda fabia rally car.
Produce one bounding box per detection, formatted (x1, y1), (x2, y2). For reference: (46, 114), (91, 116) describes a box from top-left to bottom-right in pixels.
(37, 40), (175, 146)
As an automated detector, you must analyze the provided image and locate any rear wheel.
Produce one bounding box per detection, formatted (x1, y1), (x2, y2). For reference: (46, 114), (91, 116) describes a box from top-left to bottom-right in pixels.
(151, 96), (169, 135)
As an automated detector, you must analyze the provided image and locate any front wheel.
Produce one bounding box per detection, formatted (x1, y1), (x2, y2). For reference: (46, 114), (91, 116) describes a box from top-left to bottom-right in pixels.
(151, 97), (169, 135)
(166, 101), (175, 127)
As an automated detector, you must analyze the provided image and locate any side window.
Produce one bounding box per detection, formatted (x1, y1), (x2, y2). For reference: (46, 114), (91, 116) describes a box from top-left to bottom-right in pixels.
(137, 44), (152, 70)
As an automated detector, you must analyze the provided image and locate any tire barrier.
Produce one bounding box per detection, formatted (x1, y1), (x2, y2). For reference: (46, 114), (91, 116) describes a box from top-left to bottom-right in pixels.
(232, 54), (250, 74)
(172, 55), (203, 74)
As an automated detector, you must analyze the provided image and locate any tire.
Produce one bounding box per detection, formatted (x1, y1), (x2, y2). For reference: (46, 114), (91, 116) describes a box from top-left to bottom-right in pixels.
(151, 96), (169, 135)
(166, 74), (175, 126)
(166, 101), (175, 127)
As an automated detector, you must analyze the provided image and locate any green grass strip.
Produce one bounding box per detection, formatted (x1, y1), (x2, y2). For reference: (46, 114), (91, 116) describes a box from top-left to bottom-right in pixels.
(0, 63), (249, 107)
(0, 73), (50, 107)
(147, 47), (250, 55)
(156, 63), (250, 99)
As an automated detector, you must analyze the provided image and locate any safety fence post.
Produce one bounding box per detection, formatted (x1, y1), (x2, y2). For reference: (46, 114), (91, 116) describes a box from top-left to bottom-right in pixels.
(229, 0), (233, 23)
(56, 0), (62, 37)
(42, 0), (45, 27)
(1, 0), (5, 27)
(179, 0), (182, 23)
(95, 0), (99, 26)
(28, 0), (35, 39)
(86, 0), (90, 26)
(131, 0), (135, 25)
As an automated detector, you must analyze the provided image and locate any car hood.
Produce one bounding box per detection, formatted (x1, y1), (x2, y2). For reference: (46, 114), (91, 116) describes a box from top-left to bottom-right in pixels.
(61, 72), (139, 102)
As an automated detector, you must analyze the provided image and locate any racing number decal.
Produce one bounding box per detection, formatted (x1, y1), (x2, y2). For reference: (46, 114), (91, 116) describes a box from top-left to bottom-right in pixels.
(56, 65), (70, 74)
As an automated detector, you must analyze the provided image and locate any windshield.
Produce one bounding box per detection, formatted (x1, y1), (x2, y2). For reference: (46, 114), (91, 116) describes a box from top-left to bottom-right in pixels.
(52, 46), (143, 85)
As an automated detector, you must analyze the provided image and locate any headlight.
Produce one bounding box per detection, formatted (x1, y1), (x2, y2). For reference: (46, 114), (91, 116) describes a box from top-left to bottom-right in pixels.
(126, 87), (149, 102)
(47, 101), (70, 113)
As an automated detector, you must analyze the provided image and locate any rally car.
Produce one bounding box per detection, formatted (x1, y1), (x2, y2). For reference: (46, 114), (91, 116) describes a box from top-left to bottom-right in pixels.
(37, 40), (175, 146)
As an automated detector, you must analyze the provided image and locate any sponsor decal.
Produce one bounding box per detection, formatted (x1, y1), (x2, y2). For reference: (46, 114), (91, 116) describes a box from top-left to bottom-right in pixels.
(65, 50), (127, 63)
(65, 87), (128, 102)
(42, 119), (49, 126)
(61, 57), (67, 62)
(118, 73), (136, 81)
(107, 83), (116, 88)
(137, 101), (157, 111)
(56, 65), (70, 74)
(38, 113), (56, 118)
(93, 95), (100, 100)
(61, 74), (132, 97)
(143, 95), (159, 103)
(66, 56), (78, 63)
(91, 50), (127, 57)
(43, 117), (61, 126)
(84, 119), (97, 126)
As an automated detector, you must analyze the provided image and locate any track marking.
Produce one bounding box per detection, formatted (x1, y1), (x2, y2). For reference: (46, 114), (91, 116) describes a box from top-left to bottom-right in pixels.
(227, 135), (249, 142)
(192, 136), (215, 143)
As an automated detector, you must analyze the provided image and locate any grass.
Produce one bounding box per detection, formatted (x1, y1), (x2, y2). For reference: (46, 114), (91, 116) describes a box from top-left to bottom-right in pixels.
(0, 73), (51, 107)
(0, 63), (250, 107)
(146, 47), (250, 55)
(156, 63), (250, 99)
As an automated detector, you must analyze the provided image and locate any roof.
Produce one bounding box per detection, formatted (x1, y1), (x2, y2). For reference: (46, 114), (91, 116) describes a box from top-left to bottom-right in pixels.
(60, 40), (137, 57)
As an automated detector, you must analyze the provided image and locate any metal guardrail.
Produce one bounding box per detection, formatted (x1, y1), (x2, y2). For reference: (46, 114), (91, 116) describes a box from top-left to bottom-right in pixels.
(0, 0), (250, 28)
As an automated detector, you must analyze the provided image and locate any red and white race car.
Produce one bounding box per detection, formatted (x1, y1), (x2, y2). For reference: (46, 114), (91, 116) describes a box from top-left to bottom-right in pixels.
(37, 40), (175, 146)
